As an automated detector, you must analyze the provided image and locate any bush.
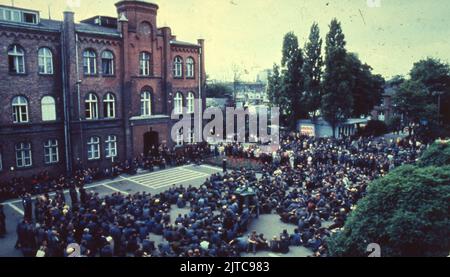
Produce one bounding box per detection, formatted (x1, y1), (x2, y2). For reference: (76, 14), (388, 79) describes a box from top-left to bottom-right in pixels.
(418, 140), (450, 167)
(327, 165), (450, 257)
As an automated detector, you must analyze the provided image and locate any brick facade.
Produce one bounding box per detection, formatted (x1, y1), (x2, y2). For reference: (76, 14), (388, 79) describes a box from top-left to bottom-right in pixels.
(0, 1), (206, 182)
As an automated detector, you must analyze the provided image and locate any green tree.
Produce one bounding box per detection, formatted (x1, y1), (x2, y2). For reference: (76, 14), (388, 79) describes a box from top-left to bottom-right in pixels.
(409, 58), (450, 126)
(303, 22), (323, 120)
(280, 32), (305, 125)
(346, 53), (385, 117)
(328, 163), (450, 257)
(392, 80), (437, 125)
(321, 19), (353, 136)
(418, 141), (450, 167)
(205, 83), (233, 98)
(267, 64), (283, 107)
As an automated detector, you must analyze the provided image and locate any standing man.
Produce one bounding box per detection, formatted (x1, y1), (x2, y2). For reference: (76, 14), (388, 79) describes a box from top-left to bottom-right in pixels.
(0, 204), (6, 237)
(69, 185), (78, 207)
(222, 158), (227, 173)
(22, 193), (33, 221)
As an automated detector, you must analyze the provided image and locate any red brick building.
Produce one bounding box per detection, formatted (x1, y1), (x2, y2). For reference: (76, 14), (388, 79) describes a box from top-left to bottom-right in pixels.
(0, 1), (206, 182)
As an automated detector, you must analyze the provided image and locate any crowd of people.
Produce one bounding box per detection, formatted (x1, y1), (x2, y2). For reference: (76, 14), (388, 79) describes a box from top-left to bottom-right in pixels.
(0, 144), (211, 202)
(1, 133), (426, 257)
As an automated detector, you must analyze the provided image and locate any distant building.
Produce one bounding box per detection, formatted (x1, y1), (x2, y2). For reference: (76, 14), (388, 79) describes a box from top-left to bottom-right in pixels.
(256, 69), (272, 85)
(297, 118), (368, 138)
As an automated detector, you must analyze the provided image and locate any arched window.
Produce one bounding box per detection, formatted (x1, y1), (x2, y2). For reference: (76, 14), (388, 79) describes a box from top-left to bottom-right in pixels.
(83, 49), (97, 75)
(173, 56), (183, 78)
(41, 96), (56, 121)
(174, 92), (183, 114)
(103, 93), (116, 119)
(87, 136), (100, 160)
(187, 92), (195, 114)
(12, 96), (29, 123)
(38, 47), (53, 74)
(105, 135), (117, 158)
(101, 50), (114, 75)
(186, 57), (194, 78)
(139, 52), (152, 76)
(140, 91), (152, 116)
(85, 93), (98, 120)
(15, 142), (32, 167)
(8, 45), (25, 74)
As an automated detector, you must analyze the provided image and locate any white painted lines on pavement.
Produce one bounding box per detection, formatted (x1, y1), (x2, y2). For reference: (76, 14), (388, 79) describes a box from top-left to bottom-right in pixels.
(8, 203), (24, 216)
(100, 183), (129, 195)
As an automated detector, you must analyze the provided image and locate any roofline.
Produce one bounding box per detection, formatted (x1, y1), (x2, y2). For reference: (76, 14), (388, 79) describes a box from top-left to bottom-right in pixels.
(0, 20), (61, 33)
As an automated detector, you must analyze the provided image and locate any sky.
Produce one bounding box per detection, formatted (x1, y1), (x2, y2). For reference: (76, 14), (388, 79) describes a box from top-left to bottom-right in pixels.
(1, 0), (450, 81)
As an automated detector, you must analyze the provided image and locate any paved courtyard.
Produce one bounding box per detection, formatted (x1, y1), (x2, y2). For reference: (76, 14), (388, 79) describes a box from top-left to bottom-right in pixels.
(0, 164), (314, 257)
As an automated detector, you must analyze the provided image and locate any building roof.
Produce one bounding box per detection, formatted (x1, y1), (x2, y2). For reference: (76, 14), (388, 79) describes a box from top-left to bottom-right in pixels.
(170, 40), (200, 48)
(0, 18), (61, 32)
(75, 22), (121, 37)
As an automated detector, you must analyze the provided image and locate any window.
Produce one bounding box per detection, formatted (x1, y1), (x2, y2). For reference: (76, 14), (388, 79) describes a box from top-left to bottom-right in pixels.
(12, 96), (29, 123)
(140, 91), (152, 116)
(174, 92), (183, 114)
(44, 139), (59, 164)
(173, 56), (183, 78)
(23, 12), (37, 24)
(139, 52), (152, 76)
(38, 47), (53, 74)
(41, 96), (56, 121)
(103, 93), (116, 119)
(83, 49), (97, 75)
(85, 93), (98, 120)
(105, 135), (117, 158)
(186, 57), (194, 78)
(16, 142), (32, 168)
(187, 128), (195, 144)
(187, 92), (195, 114)
(87, 136), (100, 160)
(101, 50), (114, 75)
(8, 45), (25, 74)
(0, 8), (38, 24)
(176, 128), (183, 146)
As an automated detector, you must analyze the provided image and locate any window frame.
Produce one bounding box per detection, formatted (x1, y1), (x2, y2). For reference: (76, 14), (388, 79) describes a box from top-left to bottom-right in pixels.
(12, 96), (29, 123)
(139, 52), (152, 76)
(83, 49), (97, 75)
(41, 96), (56, 121)
(85, 93), (99, 120)
(87, 136), (100, 160)
(186, 57), (195, 78)
(140, 91), (152, 116)
(174, 92), (183, 115)
(8, 45), (26, 74)
(173, 56), (183, 78)
(103, 92), (116, 119)
(15, 142), (32, 168)
(187, 92), (195, 114)
(105, 135), (117, 158)
(38, 47), (54, 75)
(44, 139), (59, 164)
(101, 50), (115, 76)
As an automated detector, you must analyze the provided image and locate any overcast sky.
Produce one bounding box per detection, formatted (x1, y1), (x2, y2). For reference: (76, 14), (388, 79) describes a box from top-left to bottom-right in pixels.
(2, 0), (450, 81)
